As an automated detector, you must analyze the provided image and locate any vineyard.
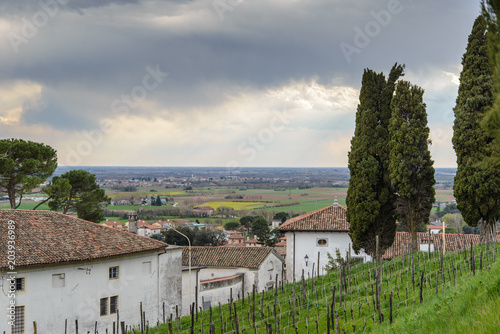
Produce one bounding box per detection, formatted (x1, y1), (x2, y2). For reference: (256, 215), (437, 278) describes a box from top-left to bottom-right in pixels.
(120, 241), (499, 334)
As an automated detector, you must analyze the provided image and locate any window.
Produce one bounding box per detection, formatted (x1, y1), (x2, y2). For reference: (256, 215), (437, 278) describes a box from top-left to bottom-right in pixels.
(203, 297), (212, 310)
(52, 274), (65, 288)
(317, 238), (328, 247)
(100, 296), (119, 316)
(109, 266), (119, 280)
(12, 306), (25, 334)
(142, 261), (151, 275)
(267, 261), (274, 271)
(15, 278), (25, 292)
(110, 296), (119, 314)
(100, 298), (107, 317)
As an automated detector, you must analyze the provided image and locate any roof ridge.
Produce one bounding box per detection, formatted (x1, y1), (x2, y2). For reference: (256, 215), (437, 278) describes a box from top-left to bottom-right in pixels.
(279, 204), (335, 229)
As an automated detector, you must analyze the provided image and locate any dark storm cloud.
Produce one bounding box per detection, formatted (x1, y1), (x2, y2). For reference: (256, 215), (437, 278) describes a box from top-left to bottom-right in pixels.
(0, 0), (142, 14)
(0, 0), (479, 133)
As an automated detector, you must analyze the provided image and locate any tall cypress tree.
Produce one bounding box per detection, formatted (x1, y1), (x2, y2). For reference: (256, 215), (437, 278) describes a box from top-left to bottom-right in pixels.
(453, 15), (500, 241)
(482, 1), (500, 156)
(347, 63), (404, 260)
(389, 81), (435, 251)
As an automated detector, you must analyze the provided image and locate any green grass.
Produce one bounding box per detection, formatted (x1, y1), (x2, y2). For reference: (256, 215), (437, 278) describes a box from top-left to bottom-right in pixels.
(372, 259), (500, 334)
(0, 202), (50, 210)
(130, 240), (500, 334)
(200, 201), (266, 210)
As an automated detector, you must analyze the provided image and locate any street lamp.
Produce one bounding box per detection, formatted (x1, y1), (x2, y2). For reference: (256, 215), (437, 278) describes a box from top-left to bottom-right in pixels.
(304, 254), (309, 267)
(170, 228), (192, 308)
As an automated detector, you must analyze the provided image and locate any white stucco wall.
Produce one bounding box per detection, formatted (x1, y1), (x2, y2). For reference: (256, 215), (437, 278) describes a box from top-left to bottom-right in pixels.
(0, 248), (182, 334)
(199, 276), (243, 310)
(285, 231), (371, 282)
(180, 252), (284, 314)
(181, 268), (201, 316)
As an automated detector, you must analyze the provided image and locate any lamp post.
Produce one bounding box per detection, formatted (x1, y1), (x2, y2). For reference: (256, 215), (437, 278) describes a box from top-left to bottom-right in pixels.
(304, 254), (309, 267)
(171, 227), (192, 308)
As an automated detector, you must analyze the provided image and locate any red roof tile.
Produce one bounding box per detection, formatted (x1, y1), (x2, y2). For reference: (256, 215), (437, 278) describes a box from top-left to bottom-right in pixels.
(182, 246), (283, 269)
(382, 232), (488, 259)
(0, 210), (168, 269)
(279, 204), (349, 232)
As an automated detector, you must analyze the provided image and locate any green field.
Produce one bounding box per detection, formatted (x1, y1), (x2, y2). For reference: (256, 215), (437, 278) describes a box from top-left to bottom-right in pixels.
(0, 202), (50, 210)
(200, 201), (266, 210)
(256, 198), (346, 214)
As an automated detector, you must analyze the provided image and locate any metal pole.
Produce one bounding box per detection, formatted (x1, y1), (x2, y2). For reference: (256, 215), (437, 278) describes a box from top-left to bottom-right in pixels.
(171, 228), (192, 308)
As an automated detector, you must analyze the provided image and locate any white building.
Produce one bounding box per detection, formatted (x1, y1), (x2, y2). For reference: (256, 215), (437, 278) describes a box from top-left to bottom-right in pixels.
(279, 203), (371, 282)
(0, 210), (182, 334)
(180, 247), (284, 315)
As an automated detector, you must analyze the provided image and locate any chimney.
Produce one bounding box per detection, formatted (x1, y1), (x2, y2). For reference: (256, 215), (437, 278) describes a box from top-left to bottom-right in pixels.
(128, 211), (138, 234)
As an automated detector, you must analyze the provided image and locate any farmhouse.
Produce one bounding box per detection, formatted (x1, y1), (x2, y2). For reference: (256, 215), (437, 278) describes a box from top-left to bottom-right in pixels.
(279, 201), (371, 282)
(180, 247), (284, 315)
(192, 206), (214, 217)
(0, 210), (182, 334)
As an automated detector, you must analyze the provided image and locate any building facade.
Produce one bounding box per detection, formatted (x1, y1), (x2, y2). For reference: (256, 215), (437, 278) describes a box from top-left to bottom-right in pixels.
(279, 203), (371, 282)
(0, 210), (182, 334)
(180, 247), (284, 315)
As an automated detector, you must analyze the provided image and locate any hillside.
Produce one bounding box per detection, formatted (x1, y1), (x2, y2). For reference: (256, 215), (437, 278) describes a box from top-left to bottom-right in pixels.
(125, 242), (499, 333)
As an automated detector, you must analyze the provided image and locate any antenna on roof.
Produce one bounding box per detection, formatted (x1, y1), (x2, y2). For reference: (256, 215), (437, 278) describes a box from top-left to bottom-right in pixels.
(333, 196), (338, 207)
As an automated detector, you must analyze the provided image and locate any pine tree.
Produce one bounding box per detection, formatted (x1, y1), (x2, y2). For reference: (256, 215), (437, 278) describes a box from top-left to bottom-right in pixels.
(347, 63), (404, 260)
(389, 81), (435, 251)
(453, 15), (500, 242)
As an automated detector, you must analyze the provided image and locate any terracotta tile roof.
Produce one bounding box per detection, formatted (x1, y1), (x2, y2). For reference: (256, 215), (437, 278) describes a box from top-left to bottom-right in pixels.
(274, 246), (286, 257)
(0, 209), (168, 270)
(427, 225), (444, 229)
(382, 232), (489, 259)
(195, 206), (214, 210)
(278, 204), (349, 232)
(182, 246), (283, 269)
(275, 240), (286, 247)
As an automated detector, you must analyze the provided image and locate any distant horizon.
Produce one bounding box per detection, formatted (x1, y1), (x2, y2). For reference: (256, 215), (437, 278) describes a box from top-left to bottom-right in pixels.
(55, 166), (458, 169)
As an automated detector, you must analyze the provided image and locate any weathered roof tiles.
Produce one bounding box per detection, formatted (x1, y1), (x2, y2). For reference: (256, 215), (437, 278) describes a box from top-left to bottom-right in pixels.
(279, 204), (349, 232)
(182, 246), (283, 269)
(0, 209), (168, 270)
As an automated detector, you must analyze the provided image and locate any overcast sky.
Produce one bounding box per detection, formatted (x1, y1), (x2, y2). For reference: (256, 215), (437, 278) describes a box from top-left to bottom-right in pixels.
(0, 0), (479, 167)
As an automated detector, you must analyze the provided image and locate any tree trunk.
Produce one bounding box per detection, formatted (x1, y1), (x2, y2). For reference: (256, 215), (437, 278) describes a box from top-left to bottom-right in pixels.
(33, 196), (51, 210)
(63, 189), (73, 214)
(8, 183), (16, 209)
(410, 213), (418, 252)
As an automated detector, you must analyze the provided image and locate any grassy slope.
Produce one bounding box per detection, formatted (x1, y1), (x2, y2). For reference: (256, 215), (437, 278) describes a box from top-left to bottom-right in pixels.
(373, 259), (500, 334)
(134, 244), (499, 334)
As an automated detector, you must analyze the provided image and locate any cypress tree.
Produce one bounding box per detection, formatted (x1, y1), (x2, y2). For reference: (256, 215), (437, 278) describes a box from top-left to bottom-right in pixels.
(347, 63), (404, 260)
(453, 15), (500, 241)
(482, 1), (500, 156)
(389, 81), (435, 251)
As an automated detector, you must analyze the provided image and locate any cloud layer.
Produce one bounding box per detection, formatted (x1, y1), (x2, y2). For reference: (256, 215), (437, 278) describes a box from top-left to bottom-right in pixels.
(0, 0), (480, 167)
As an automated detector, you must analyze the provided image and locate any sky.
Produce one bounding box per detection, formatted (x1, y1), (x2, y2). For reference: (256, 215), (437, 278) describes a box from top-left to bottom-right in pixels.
(0, 0), (480, 168)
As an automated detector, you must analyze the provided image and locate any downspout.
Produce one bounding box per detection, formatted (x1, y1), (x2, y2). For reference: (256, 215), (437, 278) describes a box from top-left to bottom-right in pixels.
(293, 232), (296, 281)
(158, 249), (165, 323)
